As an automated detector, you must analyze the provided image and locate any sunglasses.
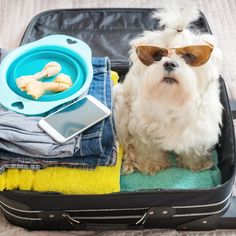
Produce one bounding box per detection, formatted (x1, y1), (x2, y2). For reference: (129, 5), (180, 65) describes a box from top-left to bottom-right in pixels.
(135, 43), (213, 67)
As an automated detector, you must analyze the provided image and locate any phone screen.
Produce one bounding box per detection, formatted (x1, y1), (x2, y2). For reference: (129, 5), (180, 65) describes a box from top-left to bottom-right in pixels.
(44, 97), (109, 138)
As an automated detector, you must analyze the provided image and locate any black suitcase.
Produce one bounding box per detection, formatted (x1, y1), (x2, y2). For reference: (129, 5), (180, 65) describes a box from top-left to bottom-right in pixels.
(0, 8), (235, 231)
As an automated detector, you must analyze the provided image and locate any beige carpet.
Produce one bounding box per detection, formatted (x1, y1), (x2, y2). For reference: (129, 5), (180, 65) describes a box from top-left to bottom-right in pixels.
(0, 0), (236, 235)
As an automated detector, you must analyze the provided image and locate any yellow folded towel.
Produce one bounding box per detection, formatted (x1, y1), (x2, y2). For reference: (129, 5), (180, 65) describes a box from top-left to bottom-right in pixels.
(0, 145), (122, 194)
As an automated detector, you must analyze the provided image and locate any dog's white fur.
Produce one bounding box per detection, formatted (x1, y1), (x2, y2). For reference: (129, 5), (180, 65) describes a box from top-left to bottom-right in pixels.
(113, 6), (223, 174)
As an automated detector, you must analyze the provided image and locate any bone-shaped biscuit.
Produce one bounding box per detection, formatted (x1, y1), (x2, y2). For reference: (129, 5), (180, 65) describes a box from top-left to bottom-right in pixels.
(26, 73), (72, 99)
(16, 62), (61, 91)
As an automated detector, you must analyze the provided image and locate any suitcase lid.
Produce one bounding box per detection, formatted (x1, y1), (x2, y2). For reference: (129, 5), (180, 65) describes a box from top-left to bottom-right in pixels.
(19, 8), (212, 72)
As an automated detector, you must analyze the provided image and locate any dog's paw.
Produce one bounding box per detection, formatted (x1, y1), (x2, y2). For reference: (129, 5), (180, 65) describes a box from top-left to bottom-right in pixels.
(141, 164), (169, 175)
(122, 159), (135, 175)
(199, 159), (214, 170)
(121, 146), (137, 174)
(137, 153), (170, 175)
(191, 159), (214, 171)
(141, 159), (170, 175)
(177, 156), (214, 171)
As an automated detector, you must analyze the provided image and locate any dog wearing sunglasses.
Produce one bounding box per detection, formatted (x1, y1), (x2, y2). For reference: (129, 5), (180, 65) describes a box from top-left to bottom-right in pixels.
(113, 6), (222, 174)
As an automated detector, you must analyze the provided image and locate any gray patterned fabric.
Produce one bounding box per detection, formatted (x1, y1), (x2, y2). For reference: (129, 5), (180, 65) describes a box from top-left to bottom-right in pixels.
(0, 0), (235, 235)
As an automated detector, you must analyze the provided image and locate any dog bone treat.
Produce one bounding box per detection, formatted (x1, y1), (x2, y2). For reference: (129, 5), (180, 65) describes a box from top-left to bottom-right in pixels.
(26, 73), (72, 99)
(16, 62), (61, 91)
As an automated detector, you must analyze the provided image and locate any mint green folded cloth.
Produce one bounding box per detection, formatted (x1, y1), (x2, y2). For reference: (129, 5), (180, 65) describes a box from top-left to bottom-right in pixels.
(120, 151), (221, 191)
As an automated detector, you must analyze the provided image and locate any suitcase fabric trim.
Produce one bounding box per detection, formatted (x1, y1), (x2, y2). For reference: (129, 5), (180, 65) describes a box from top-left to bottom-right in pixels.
(0, 192), (231, 224)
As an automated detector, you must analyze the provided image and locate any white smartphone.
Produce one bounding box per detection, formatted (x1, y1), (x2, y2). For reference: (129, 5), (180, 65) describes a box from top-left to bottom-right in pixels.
(38, 95), (111, 143)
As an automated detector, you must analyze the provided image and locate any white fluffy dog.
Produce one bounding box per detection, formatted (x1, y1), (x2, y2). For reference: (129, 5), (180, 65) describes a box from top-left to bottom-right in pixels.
(113, 6), (223, 175)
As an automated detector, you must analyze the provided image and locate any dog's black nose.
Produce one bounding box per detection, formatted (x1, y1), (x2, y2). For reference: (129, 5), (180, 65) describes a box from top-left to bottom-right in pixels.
(163, 61), (178, 72)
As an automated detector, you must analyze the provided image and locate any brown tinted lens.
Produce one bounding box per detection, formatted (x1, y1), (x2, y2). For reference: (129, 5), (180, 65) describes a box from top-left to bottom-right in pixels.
(176, 45), (213, 67)
(136, 46), (167, 66)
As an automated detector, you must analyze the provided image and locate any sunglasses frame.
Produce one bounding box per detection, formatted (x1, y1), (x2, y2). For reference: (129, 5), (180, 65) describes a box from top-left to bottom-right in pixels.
(135, 42), (213, 67)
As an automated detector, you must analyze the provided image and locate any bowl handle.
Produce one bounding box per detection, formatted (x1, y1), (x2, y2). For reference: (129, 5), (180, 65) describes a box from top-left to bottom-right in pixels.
(9, 99), (62, 116)
(37, 35), (92, 61)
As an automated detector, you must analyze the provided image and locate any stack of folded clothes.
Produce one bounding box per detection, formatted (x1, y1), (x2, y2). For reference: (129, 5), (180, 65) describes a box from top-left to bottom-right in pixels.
(0, 55), (117, 170)
(0, 51), (121, 194)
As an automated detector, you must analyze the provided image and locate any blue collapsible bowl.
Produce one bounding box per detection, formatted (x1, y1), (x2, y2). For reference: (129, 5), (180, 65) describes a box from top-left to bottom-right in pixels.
(0, 35), (93, 115)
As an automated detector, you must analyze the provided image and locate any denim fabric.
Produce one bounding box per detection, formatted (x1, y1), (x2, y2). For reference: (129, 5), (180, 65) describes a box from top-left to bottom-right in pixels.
(0, 55), (117, 172)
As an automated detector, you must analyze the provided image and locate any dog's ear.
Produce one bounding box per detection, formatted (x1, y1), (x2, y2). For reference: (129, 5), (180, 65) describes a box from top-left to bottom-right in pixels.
(199, 34), (223, 72)
(128, 35), (146, 63)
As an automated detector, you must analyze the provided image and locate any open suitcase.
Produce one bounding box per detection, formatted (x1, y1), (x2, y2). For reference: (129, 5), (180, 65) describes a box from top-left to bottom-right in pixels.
(0, 8), (236, 231)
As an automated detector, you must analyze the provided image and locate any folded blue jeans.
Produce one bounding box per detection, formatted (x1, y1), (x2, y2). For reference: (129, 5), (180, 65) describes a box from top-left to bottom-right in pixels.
(0, 55), (116, 172)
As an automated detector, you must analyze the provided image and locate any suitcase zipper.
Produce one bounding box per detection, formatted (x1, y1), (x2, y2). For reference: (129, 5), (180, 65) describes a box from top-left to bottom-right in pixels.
(0, 204), (42, 221)
(0, 199), (41, 213)
(173, 192), (231, 209)
(173, 200), (230, 217)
